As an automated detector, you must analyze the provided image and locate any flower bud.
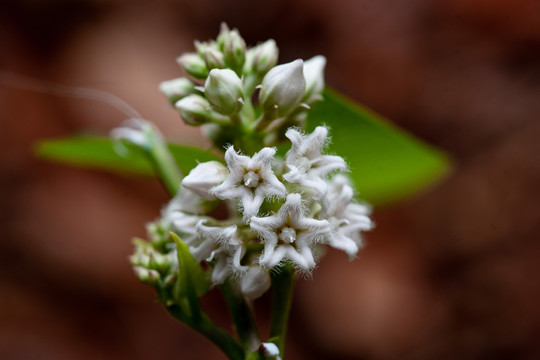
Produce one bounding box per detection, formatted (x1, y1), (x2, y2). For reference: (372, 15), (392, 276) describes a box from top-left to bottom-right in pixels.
(221, 30), (246, 72)
(159, 77), (195, 104)
(259, 343), (281, 360)
(181, 161), (228, 200)
(177, 53), (209, 80)
(240, 266), (271, 299)
(196, 41), (225, 70)
(175, 95), (212, 125)
(245, 39), (278, 75)
(133, 266), (160, 285)
(204, 69), (244, 115)
(302, 55), (326, 104)
(175, 94), (229, 126)
(259, 59), (306, 118)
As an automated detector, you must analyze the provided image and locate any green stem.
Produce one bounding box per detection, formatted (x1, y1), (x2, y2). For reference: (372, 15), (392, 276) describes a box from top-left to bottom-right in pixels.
(221, 280), (261, 353)
(166, 305), (245, 360)
(144, 141), (182, 196)
(269, 267), (295, 357)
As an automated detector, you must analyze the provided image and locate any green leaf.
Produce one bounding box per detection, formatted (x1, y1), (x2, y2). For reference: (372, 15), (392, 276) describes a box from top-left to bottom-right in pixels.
(171, 232), (210, 299)
(36, 136), (220, 177)
(307, 88), (451, 206)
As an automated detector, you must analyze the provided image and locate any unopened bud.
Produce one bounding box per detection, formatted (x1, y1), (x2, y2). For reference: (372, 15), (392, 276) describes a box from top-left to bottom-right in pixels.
(240, 266), (271, 300)
(196, 42), (225, 70)
(302, 55), (326, 104)
(159, 77), (195, 104)
(175, 95), (229, 126)
(204, 69), (244, 115)
(245, 39), (278, 75)
(259, 59), (306, 118)
(133, 266), (160, 285)
(182, 161), (228, 200)
(259, 343), (281, 360)
(218, 26), (246, 72)
(177, 53), (209, 80)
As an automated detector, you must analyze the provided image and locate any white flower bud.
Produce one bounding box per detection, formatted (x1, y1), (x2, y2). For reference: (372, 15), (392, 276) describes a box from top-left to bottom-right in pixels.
(302, 55), (326, 104)
(204, 69), (244, 115)
(259, 343), (281, 360)
(196, 42), (225, 70)
(159, 77), (195, 104)
(181, 161), (228, 200)
(217, 24), (246, 72)
(177, 53), (208, 80)
(245, 39), (278, 75)
(175, 94), (229, 126)
(175, 94), (212, 125)
(259, 59), (306, 118)
(240, 266), (271, 300)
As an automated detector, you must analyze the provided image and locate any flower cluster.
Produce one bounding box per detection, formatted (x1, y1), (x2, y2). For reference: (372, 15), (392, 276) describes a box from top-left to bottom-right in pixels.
(129, 25), (373, 301)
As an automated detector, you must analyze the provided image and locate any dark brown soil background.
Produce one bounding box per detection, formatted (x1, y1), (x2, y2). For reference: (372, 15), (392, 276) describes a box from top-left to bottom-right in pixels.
(1, 1), (539, 359)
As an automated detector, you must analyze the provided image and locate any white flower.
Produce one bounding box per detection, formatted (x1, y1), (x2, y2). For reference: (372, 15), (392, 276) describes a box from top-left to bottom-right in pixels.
(320, 175), (373, 259)
(189, 221), (246, 285)
(259, 59), (306, 118)
(240, 266), (271, 300)
(283, 126), (347, 199)
(182, 161), (228, 200)
(250, 193), (331, 270)
(211, 146), (286, 220)
(161, 187), (212, 246)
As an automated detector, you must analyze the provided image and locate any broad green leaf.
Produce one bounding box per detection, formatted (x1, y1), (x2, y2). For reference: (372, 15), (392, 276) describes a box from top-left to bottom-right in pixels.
(171, 232), (210, 299)
(307, 89), (450, 206)
(36, 136), (220, 177)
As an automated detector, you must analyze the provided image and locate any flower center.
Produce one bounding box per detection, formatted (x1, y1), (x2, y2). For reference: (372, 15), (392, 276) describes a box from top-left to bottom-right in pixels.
(298, 157), (312, 171)
(278, 226), (296, 244)
(243, 171), (260, 188)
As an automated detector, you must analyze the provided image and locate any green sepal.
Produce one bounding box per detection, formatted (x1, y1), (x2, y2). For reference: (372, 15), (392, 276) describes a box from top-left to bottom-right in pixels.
(171, 232), (210, 300)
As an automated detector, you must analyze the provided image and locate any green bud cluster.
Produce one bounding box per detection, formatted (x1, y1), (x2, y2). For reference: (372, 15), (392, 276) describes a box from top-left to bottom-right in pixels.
(160, 23), (326, 155)
(130, 221), (177, 290)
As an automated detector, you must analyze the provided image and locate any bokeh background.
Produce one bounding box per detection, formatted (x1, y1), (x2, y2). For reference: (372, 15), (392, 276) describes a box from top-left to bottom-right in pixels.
(1, 0), (540, 359)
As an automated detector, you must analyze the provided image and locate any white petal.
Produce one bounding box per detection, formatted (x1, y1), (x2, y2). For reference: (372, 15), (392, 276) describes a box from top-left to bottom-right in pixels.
(240, 267), (271, 299)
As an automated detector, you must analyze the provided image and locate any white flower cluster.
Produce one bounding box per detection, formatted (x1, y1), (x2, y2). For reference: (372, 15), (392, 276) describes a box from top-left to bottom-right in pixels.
(164, 125), (373, 299)
(129, 24), (373, 301)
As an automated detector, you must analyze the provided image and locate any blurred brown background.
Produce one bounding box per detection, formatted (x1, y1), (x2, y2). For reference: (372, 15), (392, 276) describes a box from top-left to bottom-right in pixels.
(1, 0), (540, 359)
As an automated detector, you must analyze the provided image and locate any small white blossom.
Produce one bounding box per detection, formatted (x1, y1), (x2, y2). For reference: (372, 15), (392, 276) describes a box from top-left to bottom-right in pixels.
(189, 221), (246, 285)
(320, 175), (373, 259)
(182, 161), (228, 200)
(283, 126), (347, 199)
(250, 193), (331, 270)
(211, 146), (286, 220)
(161, 188), (211, 246)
